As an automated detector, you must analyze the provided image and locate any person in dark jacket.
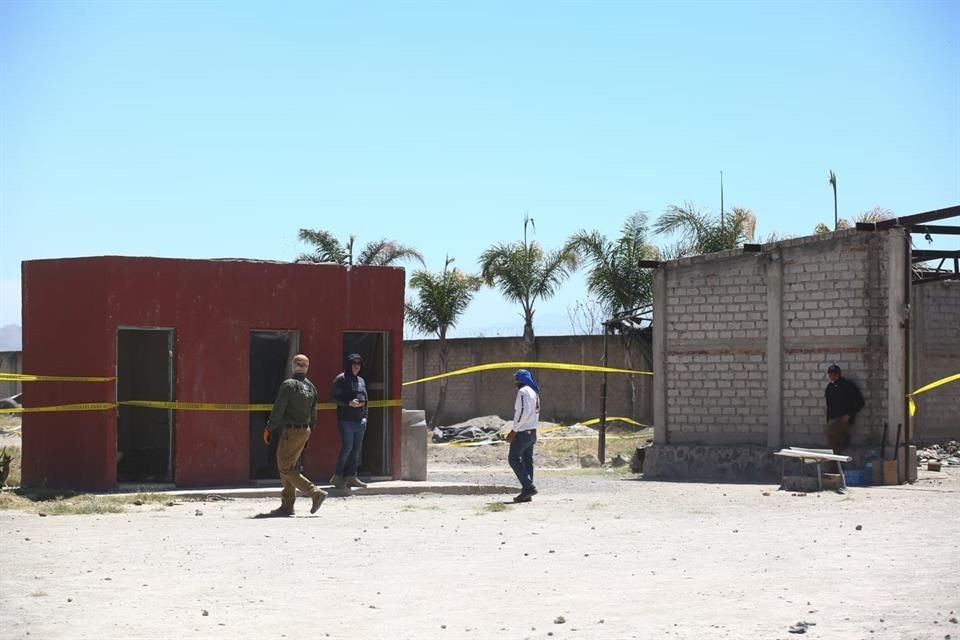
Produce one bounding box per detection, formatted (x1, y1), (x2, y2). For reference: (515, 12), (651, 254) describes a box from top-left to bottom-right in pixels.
(824, 364), (865, 457)
(330, 353), (369, 490)
(264, 353), (327, 516)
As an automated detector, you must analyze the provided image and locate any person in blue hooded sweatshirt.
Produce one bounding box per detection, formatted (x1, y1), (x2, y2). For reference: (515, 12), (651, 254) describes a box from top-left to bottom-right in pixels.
(330, 353), (369, 490)
(507, 369), (541, 503)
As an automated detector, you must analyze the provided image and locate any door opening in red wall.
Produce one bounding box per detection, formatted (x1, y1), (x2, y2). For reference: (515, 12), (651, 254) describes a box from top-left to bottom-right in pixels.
(250, 330), (300, 479)
(117, 328), (173, 483)
(343, 331), (390, 477)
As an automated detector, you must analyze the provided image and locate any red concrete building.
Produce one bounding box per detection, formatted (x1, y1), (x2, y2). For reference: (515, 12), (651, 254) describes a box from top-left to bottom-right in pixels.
(21, 256), (405, 490)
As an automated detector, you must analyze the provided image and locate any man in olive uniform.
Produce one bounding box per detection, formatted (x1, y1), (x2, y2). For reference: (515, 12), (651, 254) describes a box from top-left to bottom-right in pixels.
(264, 353), (327, 516)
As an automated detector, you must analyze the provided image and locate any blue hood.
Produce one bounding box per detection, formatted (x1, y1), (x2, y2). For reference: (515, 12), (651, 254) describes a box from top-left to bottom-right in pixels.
(514, 369), (540, 395)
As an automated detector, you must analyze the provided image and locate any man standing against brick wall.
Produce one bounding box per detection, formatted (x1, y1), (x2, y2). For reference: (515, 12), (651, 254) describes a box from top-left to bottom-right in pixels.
(824, 364), (865, 461)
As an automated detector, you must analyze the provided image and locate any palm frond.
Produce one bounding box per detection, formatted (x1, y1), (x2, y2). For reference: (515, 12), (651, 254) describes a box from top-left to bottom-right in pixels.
(296, 228), (349, 264)
(358, 239), (426, 266)
(406, 258), (482, 338)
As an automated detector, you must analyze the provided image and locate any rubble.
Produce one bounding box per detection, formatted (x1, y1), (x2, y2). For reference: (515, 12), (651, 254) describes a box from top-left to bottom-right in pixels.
(916, 440), (960, 467)
(431, 416), (510, 443)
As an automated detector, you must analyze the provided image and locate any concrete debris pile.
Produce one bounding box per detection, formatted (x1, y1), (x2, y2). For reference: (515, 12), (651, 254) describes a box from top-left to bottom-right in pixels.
(432, 416), (572, 444)
(432, 416), (509, 443)
(916, 440), (960, 466)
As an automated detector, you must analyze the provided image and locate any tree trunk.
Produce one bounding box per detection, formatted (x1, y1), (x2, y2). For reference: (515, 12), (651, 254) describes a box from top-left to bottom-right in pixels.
(522, 312), (536, 359)
(431, 338), (450, 426)
(624, 341), (637, 413)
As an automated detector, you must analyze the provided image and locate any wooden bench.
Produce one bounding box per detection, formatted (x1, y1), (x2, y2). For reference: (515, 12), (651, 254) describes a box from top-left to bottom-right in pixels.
(773, 447), (853, 491)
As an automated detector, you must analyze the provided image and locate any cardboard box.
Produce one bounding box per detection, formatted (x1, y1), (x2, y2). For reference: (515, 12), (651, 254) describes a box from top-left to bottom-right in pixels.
(928, 461), (942, 472)
(871, 461), (883, 485)
(883, 460), (899, 485)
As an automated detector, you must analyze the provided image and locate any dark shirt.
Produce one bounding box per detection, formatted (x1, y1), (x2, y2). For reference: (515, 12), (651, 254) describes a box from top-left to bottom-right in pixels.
(267, 376), (318, 431)
(825, 377), (865, 422)
(331, 373), (368, 422)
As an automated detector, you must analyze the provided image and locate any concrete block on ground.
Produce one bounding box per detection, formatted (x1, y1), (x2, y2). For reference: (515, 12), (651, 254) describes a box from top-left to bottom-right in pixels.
(401, 409), (427, 481)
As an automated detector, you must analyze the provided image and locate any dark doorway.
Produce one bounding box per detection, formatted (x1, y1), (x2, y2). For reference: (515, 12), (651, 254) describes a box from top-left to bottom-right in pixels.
(343, 331), (390, 477)
(117, 328), (173, 483)
(250, 331), (298, 479)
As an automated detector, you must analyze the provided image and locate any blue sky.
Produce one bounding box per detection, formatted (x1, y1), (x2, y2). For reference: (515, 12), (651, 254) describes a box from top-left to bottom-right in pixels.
(1, 0), (957, 339)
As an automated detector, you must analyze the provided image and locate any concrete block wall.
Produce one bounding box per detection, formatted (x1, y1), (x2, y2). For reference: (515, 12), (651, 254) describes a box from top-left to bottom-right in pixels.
(779, 233), (890, 449)
(403, 334), (653, 426)
(0, 351), (22, 398)
(912, 280), (960, 442)
(662, 256), (768, 445)
(651, 229), (908, 473)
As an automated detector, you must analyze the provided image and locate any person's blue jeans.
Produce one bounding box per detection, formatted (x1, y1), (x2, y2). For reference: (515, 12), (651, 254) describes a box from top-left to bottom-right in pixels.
(336, 419), (367, 476)
(508, 429), (537, 492)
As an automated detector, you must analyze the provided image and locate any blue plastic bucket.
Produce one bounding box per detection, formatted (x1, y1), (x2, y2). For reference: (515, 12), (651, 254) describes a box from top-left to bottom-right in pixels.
(844, 469), (865, 486)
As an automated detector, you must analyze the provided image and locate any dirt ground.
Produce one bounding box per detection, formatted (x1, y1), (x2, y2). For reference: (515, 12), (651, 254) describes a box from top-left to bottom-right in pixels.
(2, 432), (959, 640)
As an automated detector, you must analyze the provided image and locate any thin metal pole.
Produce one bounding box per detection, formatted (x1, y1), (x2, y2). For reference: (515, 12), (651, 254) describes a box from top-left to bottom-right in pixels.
(599, 323), (609, 464)
(903, 231), (912, 470)
(720, 170), (724, 233)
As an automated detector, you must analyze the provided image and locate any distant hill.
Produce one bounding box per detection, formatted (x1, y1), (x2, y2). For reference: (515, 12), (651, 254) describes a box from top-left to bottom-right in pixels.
(0, 324), (22, 351)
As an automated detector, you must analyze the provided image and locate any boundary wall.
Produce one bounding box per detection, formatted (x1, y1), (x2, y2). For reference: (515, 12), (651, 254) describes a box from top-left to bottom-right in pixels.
(402, 334), (652, 427)
(0, 351), (22, 399)
(911, 279), (960, 443)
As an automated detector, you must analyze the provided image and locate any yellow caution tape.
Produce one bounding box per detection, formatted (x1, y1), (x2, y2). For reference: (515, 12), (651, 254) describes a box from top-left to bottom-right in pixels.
(445, 438), (504, 447)
(577, 416), (651, 428)
(443, 429), (649, 446)
(368, 399), (403, 408)
(119, 401), (277, 412)
(0, 373), (116, 382)
(0, 402), (118, 414)
(119, 399), (402, 411)
(1, 399), (405, 414)
(402, 361), (653, 387)
(907, 372), (960, 416)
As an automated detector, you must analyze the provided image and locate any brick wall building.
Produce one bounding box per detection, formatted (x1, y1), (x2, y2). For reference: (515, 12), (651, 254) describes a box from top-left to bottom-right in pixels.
(646, 224), (959, 481)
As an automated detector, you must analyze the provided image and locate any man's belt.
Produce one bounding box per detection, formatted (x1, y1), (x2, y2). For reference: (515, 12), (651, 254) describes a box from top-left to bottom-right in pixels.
(286, 424), (311, 429)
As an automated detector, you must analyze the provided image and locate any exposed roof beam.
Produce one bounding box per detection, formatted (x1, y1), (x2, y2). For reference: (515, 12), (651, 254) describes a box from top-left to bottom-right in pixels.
(858, 205), (960, 230)
(913, 273), (960, 284)
(858, 222), (960, 235)
(911, 249), (960, 262)
(907, 224), (960, 235)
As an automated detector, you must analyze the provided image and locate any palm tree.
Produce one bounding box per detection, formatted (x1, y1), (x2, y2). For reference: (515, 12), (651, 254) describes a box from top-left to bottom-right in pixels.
(653, 202), (756, 258)
(478, 215), (578, 353)
(814, 207), (891, 234)
(564, 211), (658, 319)
(814, 220), (851, 234)
(857, 207), (893, 224)
(405, 257), (482, 424)
(565, 211), (659, 409)
(829, 170), (838, 230)
(296, 229), (425, 267)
